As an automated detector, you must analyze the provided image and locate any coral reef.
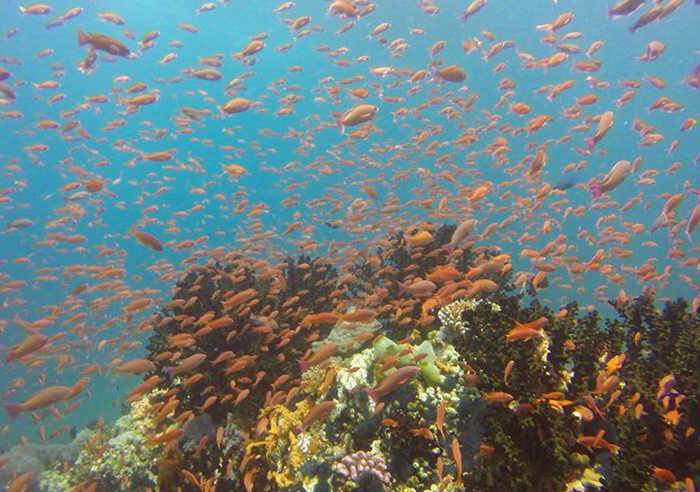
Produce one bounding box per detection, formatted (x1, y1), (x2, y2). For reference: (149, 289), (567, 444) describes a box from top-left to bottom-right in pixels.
(333, 450), (392, 487)
(107, 222), (698, 491)
(37, 390), (162, 491)
(602, 297), (699, 490)
(0, 435), (88, 491)
(437, 297), (502, 340)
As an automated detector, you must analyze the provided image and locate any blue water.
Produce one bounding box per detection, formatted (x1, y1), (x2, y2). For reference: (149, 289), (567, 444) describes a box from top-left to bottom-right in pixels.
(0, 0), (698, 458)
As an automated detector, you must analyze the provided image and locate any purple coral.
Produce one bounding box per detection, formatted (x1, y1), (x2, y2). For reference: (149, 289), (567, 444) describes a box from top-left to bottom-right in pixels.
(332, 450), (392, 486)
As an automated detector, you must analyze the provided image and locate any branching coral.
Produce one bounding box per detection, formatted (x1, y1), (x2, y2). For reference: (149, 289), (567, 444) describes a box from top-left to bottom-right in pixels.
(438, 297), (502, 338)
(333, 450), (393, 487)
(243, 400), (327, 488)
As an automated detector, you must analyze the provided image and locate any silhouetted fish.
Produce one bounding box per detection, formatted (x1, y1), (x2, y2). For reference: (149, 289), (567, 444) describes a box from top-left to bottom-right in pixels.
(553, 178), (577, 191)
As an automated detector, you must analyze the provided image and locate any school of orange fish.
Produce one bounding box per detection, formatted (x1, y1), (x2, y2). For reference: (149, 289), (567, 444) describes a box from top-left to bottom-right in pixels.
(0, 0), (699, 490)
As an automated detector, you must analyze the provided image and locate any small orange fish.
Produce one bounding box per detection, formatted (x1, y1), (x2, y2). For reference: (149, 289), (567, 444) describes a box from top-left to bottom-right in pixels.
(410, 427), (435, 439)
(484, 391), (514, 403)
(436, 400), (446, 440)
(451, 436), (463, 483)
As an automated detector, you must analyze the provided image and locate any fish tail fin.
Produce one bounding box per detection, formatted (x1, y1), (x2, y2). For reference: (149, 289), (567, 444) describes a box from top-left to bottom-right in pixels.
(429, 63), (437, 80)
(366, 388), (378, 401)
(6, 404), (22, 418)
(590, 184), (602, 201)
(336, 118), (345, 135)
(397, 281), (406, 296)
(586, 137), (596, 150)
(6, 351), (15, 363)
(77, 30), (87, 47)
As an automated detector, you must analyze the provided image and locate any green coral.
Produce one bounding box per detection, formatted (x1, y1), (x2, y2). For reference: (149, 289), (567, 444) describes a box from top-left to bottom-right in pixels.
(372, 335), (446, 385)
(603, 297), (700, 490)
(446, 292), (699, 491)
(448, 298), (589, 490)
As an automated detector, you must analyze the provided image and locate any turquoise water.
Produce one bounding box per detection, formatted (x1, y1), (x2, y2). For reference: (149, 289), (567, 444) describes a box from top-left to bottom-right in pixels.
(0, 0), (698, 473)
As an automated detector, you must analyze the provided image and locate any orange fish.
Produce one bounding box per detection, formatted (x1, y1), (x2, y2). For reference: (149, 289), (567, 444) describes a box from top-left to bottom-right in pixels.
(451, 436), (463, 483)
(220, 97), (253, 114)
(436, 400), (446, 440)
(7, 334), (49, 362)
(339, 104), (378, 130)
(301, 400), (336, 430)
(131, 228), (163, 251)
(6, 386), (73, 417)
(113, 358), (156, 374)
(484, 391), (514, 403)
(78, 31), (131, 57)
(435, 65), (467, 83)
(506, 317), (548, 343)
(19, 4), (51, 14)
(460, 0), (486, 21)
(587, 110), (614, 150)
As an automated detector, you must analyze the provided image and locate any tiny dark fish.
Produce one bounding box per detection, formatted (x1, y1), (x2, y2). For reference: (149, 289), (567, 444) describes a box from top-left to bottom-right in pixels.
(553, 178), (577, 191)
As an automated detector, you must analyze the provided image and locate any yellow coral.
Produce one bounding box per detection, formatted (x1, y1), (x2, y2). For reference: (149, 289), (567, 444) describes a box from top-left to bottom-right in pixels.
(243, 400), (314, 488)
(129, 387), (168, 435)
(565, 465), (604, 492)
(434, 358), (455, 374)
(300, 365), (326, 394)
